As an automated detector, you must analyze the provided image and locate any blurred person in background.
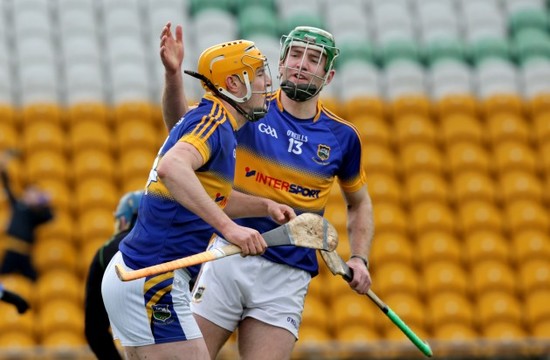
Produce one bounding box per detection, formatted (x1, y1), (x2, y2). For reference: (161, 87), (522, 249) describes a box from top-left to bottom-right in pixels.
(161, 24), (374, 360)
(84, 190), (143, 360)
(0, 282), (30, 314)
(0, 150), (53, 281)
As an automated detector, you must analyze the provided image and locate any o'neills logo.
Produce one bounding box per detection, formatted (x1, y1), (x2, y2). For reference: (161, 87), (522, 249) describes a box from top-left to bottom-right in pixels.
(244, 167), (320, 198)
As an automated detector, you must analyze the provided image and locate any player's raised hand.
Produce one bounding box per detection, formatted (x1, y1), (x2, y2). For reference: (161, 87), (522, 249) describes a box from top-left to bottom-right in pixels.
(160, 21), (184, 74)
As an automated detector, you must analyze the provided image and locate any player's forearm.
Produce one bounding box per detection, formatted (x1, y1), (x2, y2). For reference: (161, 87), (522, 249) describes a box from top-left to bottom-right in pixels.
(161, 69), (188, 131)
(223, 191), (273, 219)
(347, 191), (374, 260)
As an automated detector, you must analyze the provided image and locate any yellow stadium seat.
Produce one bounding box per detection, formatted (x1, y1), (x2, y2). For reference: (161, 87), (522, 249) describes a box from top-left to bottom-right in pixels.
(372, 203), (408, 235)
(498, 170), (543, 205)
(116, 120), (159, 154)
(451, 170), (496, 205)
(343, 96), (386, 120)
(69, 120), (114, 154)
(541, 142), (550, 177)
(22, 103), (63, 127)
(457, 200), (503, 235)
(351, 115), (391, 146)
(432, 323), (478, 341)
(399, 143), (444, 176)
(379, 293), (426, 335)
(504, 199), (549, 235)
(71, 148), (116, 183)
(519, 258), (550, 295)
(532, 112), (550, 146)
(525, 290), (550, 330)
(36, 299), (84, 341)
(422, 261), (468, 296)
(403, 171), (449, 206)
(297, 325), (331, 345)
(119, 148), (156, 183)
(410, 201), (455, 236)
(66, 102), (110, 125)
(390, 94), (431, 119)
(22, 122), (65, 156)
(79, 238), (107, 278)
(307, 272), (328, 302)
(485, 112), (530, 145)
(24, 150), (69, 184)
(0, 104), (17, 128)
(331, 294), (378, 333)
(438, 113), (483, 147)
(78, 207), (116, 242)
(41, 329), (86, 349)
(36, 269), (83, 310)
(373, 262), (421, 298)
(120, 176), (147, 194)
(0, 330), (36, 348)
(0, 303), (34, 335)
(365, 172), (402, 205)
(362, 143), (398, 176)
(114, 101), (155, 126)
(528, 93), (550, 117)
(445, 141), (491, 175)
(493, 141), (537, 175)
(429, 292), (474, 329)
(32, 238), (78, 274)
(300, 296), (330, 331)
(323, 204), (347, 233)
(74, 178), (119, 214)
(393, 114), (437, 147)
(480, 93), (523, 118)
(434, 94), (478, 118)
(0, 123), (19, 151)
(35, 179), (72, 213)
(532, 319), (550, 339)
(35, 209), (74, 244)
(471, 260), (516, 296)
(512, 229), (550, 264)
(481, 321), (527, 340)
(335, 325), (379, 343)
(416, 230), (462, 265)
(370, 232), (413, 266)
(0, 273), (34, 309)
(477, 291), (522, 327)
(464, 230), (509, 266)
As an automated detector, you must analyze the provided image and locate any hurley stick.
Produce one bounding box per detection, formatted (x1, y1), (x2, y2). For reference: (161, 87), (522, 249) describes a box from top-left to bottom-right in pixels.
(116, 213), (338, 281)
(319, 250), (433, 358)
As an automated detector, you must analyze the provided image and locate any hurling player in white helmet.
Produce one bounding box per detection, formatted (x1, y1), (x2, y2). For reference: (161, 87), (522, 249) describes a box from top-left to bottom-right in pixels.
(161, 23), (374, 360)
(102, 32), (295, 360)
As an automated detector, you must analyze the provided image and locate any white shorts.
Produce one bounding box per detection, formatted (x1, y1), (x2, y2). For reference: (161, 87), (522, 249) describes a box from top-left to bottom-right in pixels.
(101, 251), (203, 347)
(190, 237), (311, 339)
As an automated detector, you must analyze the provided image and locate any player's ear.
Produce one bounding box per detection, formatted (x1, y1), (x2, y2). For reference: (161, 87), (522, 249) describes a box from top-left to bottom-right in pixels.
(225, 75), (241, 93)
(324, 69), (336, 86)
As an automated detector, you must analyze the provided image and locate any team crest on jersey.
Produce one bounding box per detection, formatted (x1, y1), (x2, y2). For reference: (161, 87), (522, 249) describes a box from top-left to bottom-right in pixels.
(152, 304), (172, 323)
(193, 286), (206, 303)
(313, 144), (331, 165)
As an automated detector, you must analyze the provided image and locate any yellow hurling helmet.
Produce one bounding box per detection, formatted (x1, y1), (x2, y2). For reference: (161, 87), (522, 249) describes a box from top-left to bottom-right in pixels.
(197, 40), (268, 103)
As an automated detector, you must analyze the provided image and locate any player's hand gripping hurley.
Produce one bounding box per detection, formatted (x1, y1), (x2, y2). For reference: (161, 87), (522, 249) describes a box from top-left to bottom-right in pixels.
(115, 213), (338, 281)
(319, 249), (433, 358)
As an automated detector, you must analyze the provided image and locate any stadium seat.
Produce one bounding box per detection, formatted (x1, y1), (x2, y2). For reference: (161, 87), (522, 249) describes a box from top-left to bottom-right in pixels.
(511, 229), (550, 264)
(399, 142), (444, 176)
(378, 293), (425, 335)
(339, 61), (383, 110)
(369, 231), (414, 266)
(432, 323), (478, 341)
(372, 202), (408, 235)
(389, 94), (432, 119)
(0, 123), (18, 152)
(22, 122), (65, 156)
(350, 115), (391, 147)
(32, 238), (78, 274)
(416, 230), (462, 266)
(438, 112), (484, 147)
(365, 172), (402, 206)
(451, 170), (496, 205)
(422, 261), (469, 296)
(485, 112), (530, 146)
(113, 101), (155, 126)
(499, 170), (543, 205)
(64, 61), (106, 106)
(519, 258), (550, 295)
(480, 93), (524, 118)
(457, 200), (503, 235)
(525, 290), (550, 330)
(475, 58), (520, 101)
(531, 319), (550, 339)
(342, 96), (386, 120)
(0, 330), (36, 348)
(116, 120), (160, 154)
(471, 260), (516, 296)
(36, 299), (84, 343)
(69, 120), (114, 154)
(428, 59), (472, 100)
(238, 5), (278, 39)
(0, 274), (34, 309)
(445, 141), (492, 175)
(36, 269), (83, 310)
(71, 149), (116, 183)
(433, 93), (478, 118)
(477, 291), (523, 327)
(34, 179), (71, 213)
(504, 199), (549, 234)
(0, 303), (34, 336)
(533, 112), (550, 147)
(429, 292), (474, 329)
(78, 207), (117, 242)
(393, 113), (436, 148)
(464, 230), (510, 266)
(410, 201), (455, 236)
(74, 178), (119, 215)
(79, 238), (107, 278)
(35, 209), (74, 245)
(362, 144), (398, 177)
(119, 148), (156, 183)
(403, 171), (449, 205)
(301, 296), (330, 331)
(41, 330), (87, 349)
(481, 321), (527, 340)
(24, 150), (69, 184)
(331, 293), (378, 334)
(373, 262), (421, 298)
(335, 325), (379, 343)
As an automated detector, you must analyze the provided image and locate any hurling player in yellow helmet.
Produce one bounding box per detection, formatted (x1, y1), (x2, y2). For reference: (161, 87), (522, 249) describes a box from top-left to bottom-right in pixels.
(101, 31), (294, 360)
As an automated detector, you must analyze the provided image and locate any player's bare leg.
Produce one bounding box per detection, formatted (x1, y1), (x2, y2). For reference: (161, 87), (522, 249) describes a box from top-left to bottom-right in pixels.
(124, 339), (210, 360)
(194, 314), (233, 360)
(238, 317), (296, 360)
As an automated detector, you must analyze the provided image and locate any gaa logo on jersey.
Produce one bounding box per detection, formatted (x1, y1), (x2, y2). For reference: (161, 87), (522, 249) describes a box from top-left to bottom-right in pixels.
(152, 304), (172, 323)
(313, 144), (331, 165)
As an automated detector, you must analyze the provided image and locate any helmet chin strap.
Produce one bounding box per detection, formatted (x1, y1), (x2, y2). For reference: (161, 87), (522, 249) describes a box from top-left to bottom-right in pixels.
(185, 70), (267, 122)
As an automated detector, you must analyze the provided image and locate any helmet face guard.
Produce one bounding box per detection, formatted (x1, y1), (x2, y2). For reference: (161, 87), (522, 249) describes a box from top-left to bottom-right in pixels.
(192, 40), (272, 121)
(279, 26), (340, 102)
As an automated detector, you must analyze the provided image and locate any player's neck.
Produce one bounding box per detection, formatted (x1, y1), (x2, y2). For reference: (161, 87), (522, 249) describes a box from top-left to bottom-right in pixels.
(281, 93), (319, 120)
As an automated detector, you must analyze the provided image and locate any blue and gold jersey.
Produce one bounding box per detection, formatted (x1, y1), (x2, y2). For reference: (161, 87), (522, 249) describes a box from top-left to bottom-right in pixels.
(119, 94), (238, 278)
(234, 90), (367, 276)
